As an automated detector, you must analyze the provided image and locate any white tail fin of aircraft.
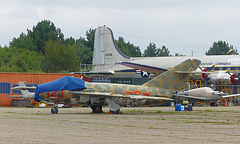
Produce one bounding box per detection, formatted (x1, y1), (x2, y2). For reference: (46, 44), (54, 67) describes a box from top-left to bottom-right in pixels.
(11, 82), (35, 99)
(92, 25), (130, 65)
(90, 25), (134, 74)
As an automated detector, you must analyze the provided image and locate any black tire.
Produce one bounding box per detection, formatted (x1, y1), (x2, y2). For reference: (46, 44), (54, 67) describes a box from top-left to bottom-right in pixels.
(187, 105), (193, 111)
(90, 105), (103, 113)
(51, 107), (58, 114)
(210, 102), (217, 107)
(62, 105), (72, 108)
(110, 109), (120, 114)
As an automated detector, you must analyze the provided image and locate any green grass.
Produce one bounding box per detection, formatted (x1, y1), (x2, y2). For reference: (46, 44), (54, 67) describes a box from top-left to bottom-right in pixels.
(148, 126), (159, 129)
(185, 120), (232, 125)
(124, 125), (136, 127)
(4, 112), (16, 114)
(125, 110), (145, 113)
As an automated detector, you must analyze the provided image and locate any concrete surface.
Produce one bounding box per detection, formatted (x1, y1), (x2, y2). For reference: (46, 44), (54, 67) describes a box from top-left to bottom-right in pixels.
(0, 106), (240, 144)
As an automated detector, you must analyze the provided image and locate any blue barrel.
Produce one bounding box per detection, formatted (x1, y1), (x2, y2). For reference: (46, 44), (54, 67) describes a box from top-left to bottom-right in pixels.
(175, 104), (182, 111)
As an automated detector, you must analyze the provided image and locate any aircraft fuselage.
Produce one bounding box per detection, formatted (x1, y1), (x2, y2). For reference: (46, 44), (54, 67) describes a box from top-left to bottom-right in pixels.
(38, 82), (174, 107)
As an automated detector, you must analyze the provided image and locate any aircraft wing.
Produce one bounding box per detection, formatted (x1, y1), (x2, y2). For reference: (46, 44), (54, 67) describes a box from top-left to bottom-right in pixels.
(125, 95), (173, 100)
(70, 91), (173, 100)
(117, 61), (168, 74)
(172, 94), (207, 100)
(222, 94), (240, 98)
(73, 72), (113, 75)
(118, 61), (211, 75)
(174, 71), (211, 75)
(11, 86), (36, 90)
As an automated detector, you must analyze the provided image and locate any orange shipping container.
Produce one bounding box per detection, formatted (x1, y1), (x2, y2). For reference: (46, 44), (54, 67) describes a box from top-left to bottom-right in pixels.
(0, 73), (81, 106)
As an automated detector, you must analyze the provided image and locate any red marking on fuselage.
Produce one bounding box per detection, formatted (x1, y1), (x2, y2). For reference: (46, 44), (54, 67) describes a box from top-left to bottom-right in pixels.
(125, 90), (150, 96)
(133, 90), (142, 95)
(142, 92), (150, 96)
(125, 91), (133, 94)
(47, 90), (64, 98)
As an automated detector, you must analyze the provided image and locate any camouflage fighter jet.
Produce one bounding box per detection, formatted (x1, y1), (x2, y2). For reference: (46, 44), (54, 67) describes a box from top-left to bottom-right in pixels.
(12, 59), (201, 114)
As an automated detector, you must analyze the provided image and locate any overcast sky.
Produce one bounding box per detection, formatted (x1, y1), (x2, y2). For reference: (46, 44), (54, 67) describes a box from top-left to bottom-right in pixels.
(1, 0), (240, 56)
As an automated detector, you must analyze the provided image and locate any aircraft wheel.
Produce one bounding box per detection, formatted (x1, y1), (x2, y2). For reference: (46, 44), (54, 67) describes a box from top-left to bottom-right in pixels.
(51, 107), (58, 114)
(90, 105), (103, 113)
(110, 109), (120, 114)
(210, 102), (217, 107)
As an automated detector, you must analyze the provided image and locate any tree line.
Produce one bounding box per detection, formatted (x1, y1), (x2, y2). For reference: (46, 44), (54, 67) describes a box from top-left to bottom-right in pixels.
(0, 20), (238, 73)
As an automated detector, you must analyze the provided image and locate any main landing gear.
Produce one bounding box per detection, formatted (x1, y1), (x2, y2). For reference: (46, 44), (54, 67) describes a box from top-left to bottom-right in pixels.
(210, 102), (218, 107)
(110, 109), (120, 114)
(105, 98), (121, 114)
(90, 105), (103, 113)
(51, 106), (58, 114)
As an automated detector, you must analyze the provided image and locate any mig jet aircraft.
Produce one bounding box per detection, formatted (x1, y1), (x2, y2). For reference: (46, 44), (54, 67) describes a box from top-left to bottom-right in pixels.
(12, 59), (200, 114)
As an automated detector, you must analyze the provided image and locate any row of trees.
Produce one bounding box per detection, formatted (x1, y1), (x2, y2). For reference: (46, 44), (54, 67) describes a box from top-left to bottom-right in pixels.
(0, 20), (238, 73)
(1, 20), (95, 73)
(142, 41), (238, 57)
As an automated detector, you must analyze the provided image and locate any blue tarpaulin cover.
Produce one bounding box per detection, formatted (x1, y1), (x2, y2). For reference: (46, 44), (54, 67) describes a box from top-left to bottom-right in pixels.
(34, 76), (87, 101)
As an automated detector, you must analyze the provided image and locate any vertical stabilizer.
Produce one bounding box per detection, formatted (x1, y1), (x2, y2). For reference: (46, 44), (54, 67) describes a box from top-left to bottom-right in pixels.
(18, 82), (29, 96)
(142, 59), (201, 91)
(91, 26), (130, 72)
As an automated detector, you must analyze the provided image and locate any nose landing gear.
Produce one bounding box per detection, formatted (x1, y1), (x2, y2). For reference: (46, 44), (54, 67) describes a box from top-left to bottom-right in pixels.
(51, 107), (58, 114)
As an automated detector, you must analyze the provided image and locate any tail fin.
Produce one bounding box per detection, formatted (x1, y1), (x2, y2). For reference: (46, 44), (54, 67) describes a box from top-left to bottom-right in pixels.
(18, 81), (30, 96)
(10, 82), (35, 99)
(142, 59), (201, 91)
(18, 82), (35, 98)
(91, 26), (130, 72)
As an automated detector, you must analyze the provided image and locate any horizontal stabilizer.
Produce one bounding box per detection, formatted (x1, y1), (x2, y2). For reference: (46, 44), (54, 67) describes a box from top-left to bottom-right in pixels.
(10, 95), (23, 98)
(118, 61), (168, 74)
(222, 94), (240, 98)
(73, 72), (114, 75)
(11, 86), (36, 90)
